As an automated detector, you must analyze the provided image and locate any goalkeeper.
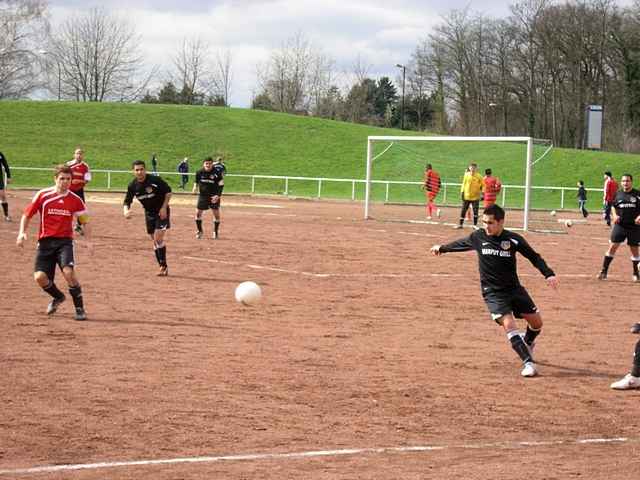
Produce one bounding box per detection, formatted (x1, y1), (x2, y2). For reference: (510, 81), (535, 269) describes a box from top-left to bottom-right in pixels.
(455, 163), (483, 229)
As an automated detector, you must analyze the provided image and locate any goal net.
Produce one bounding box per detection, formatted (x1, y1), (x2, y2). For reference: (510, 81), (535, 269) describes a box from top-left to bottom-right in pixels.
(364, 136), (560, 232)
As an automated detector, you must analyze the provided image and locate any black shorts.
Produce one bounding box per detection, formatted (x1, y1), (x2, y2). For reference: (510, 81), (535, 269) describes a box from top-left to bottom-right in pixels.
(611, 223), (640, 246)
(35, 237), (75, 280)
(145, 208), (171, 235)
(197, 193), (221, 211)
(482, 286), (538, 323)
(72, 188), (85, 202)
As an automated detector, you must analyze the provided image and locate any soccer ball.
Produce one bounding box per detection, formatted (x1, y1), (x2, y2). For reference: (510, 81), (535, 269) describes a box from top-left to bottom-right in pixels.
(235, 281), (262, 305)
(565, 219), (573, 228)
(550, 210), (557, 217)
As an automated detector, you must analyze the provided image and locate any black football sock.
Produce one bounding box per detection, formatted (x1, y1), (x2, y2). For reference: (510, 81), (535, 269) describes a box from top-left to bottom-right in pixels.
(633, 258), (640, 276)
(196, 219), (203, 233)
(69, 285), (84, 310)
(1, 202), (8, 216)
(214, 220), (220, 235)
(524, 326), (541, 346)
(508, 331), (532, 363)
(43, 281), (64, 300)
(602, 255), (614, 273)
(154, 247), (161, 264)
(632, 340), (640, 377)
(157, 246), (167, 267)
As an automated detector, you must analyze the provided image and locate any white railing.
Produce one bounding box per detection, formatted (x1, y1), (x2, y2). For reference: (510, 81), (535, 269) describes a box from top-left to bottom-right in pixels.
(8, 166), (602, 209)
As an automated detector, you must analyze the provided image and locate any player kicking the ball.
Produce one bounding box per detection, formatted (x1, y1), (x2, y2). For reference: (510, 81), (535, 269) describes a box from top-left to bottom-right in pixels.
(431, 204), (558, 377)
(123, 160), (172, 276)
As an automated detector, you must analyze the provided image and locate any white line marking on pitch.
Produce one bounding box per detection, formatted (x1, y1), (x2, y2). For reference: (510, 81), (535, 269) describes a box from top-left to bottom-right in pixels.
(0, 437), (631, 476)
(183, 257), (594, 279)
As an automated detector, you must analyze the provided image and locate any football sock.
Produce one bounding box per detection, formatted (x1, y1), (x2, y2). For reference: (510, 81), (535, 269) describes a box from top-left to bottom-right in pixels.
(69, 285), (84, 310)
(214, 220), (220, 235)
(1, 202), (7, 216)
(157, 246), (167, 266)
(507, 330), (532, 363)
(632, 257), (640, 275)
(196, 219), (203, 233)
(632, 340), (640, 377)
(154, 247), (161, 264)
(524, 325), (541, 346)
(43, 281), (64, 300)
(602, 255), (614, 273)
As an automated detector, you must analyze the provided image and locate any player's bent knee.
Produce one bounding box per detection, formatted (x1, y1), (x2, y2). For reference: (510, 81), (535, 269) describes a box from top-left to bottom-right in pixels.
(34, 271), (49, 285)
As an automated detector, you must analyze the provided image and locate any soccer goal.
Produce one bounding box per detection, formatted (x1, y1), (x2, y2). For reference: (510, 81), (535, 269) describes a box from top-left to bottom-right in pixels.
(364, 136), (557, 232)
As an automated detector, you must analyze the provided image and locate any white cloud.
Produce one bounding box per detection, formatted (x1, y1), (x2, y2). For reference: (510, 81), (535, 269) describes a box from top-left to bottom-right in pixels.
(46, 0), (531, 107)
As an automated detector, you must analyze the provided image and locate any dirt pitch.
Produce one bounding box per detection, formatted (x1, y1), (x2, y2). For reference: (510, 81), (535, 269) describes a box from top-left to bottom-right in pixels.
(1, 190), (639, 479)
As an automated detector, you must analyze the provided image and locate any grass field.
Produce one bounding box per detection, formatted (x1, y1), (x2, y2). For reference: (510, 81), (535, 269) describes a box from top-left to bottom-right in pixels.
(1, 101), (639, 211)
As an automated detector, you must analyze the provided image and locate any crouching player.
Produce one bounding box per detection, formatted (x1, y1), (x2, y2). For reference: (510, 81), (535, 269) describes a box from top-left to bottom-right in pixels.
(16, 165), (90, 321)
(430, 204), (558, 377)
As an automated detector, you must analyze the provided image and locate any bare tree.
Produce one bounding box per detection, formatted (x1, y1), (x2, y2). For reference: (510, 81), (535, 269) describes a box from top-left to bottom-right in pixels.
(48, 7), (153, 102)
(0, 0), (48, 99)
(172, 37), (209, 104)
(211, 49), (233, 106)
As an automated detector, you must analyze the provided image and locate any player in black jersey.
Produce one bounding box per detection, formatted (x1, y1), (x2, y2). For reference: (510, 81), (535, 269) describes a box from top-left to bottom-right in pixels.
(0, 151), (12, 221)
(192, 156), (224, 239)
(431, 204), (558, 378)
(123, 160), (172, 276)
(597, 174), (640, 282)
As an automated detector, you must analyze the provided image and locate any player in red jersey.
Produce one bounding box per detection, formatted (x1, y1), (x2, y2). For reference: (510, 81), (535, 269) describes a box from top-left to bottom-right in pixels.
(422, 164), (441, 220)
(482, 168), (502, 208)
(67, 147), (91, 234)
(16, 165), (91, 321)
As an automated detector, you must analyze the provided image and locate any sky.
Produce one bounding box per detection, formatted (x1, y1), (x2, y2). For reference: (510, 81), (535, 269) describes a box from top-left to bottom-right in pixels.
(45, 0), (582, 107)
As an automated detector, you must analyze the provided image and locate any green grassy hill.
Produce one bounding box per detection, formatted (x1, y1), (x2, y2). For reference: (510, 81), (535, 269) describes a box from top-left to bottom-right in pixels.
(1, 101), (638, 210)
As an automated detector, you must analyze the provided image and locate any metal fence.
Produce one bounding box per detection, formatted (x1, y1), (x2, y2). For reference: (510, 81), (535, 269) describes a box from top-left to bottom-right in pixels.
(8, 166), (603, 210)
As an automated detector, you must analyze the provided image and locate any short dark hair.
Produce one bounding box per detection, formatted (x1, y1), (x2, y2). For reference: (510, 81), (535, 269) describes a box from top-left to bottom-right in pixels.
(132, 160), (146, 168)
(426, 163), (432, 170)
(483, 203), (505, 221)
(485, 168), (492, 175)
(203, 156), (213, 163)
(54, 165), (72, 177)
(604, 171), (612, 177)
(578, 180), (584, 186)
(622, 173), (633, 181)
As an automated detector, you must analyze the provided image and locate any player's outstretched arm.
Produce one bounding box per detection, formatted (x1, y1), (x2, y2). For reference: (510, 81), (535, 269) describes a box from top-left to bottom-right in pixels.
(123, 205), (132, 219)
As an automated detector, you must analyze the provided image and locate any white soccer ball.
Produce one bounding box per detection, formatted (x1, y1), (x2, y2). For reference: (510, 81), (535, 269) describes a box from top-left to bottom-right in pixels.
(565, 219), (573, 228)
(235, 281), (262, 306)
(550, 210), (557, 217)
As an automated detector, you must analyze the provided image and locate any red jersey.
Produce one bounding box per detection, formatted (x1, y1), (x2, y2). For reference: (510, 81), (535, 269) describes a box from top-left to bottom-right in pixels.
(24, 187), (87, 240)
(424, 169), (441, 195)
(604, 177), (618, 202)
(66, 160), (91, 192)
(483, 176), (502, 204)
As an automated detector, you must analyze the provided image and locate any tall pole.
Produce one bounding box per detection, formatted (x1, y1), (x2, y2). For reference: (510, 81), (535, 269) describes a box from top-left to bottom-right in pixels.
(57, 60), (61, 101)
(396, 63), (406, 130)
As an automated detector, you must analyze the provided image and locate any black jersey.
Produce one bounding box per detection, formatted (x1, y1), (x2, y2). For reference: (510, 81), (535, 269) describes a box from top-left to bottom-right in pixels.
(612, 188), (640, 226)
(195, 166), (224, 196)
(577, 186), (587, 201)
(124, 174), (171, 213)
(439, 228), (555, 292)
(0, 152), (10, 178)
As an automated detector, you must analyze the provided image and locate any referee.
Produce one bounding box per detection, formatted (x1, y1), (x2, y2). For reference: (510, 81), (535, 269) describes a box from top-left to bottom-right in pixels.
(123, 160), (172, 276)
(597, 174), (640, 282)
(431, 204), (558, 378)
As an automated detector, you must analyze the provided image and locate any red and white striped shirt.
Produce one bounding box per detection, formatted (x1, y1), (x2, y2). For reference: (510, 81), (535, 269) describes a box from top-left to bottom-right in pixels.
(66, 160), (91, 192)
(24, 188), (87, 240)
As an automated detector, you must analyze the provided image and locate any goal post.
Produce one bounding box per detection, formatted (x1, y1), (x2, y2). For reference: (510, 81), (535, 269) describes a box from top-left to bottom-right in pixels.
(365, 135), (539, 231)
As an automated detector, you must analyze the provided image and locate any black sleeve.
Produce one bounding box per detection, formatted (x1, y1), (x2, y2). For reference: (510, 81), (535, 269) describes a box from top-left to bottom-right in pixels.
(0, 153), (9, 178)
(439, 234), (475, 253)
(123, 182), (135, 207)
(515, 234), (555, 278)
(194, 171), (201, 184)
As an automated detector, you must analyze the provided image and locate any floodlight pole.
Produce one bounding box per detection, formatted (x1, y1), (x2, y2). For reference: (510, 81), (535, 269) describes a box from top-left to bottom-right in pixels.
(396, 63), (406, 130)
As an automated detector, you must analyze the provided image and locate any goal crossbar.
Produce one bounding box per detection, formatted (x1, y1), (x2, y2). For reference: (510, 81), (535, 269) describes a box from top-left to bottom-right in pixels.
(365, 136), (535, 231)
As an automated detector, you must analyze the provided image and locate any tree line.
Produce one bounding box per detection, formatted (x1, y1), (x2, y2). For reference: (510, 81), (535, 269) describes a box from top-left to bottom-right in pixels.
(2, 0), (640, 151)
